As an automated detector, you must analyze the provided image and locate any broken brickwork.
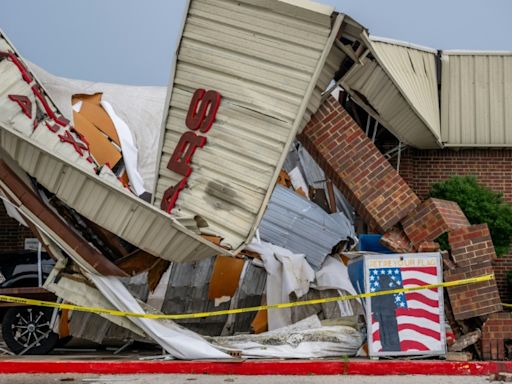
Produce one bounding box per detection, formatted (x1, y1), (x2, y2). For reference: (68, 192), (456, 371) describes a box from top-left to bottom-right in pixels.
(380, 227), (414, 253)
(0, 203), (33, 251)
(298, 96), (420, 233)
(400, 148), (512, 302)
(482, 312), (512, 360)
(417, 241), (440, 253)
(401, 198), (469, 247)
(444, 224), (502, 320)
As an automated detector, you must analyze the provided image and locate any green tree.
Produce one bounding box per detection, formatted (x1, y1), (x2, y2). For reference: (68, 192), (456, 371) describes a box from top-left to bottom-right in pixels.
(430, 175), (512, 256)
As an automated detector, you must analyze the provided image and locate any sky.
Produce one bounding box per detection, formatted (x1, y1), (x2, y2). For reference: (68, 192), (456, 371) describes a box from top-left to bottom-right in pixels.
(1, 0), (511, 86)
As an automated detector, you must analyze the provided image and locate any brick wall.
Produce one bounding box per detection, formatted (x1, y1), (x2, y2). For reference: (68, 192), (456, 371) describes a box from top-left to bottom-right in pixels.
(482, 312), (512, 360)
(298, 96), (420, 233)
(400, 148), (512, 201)
(0, 202), (33, 252)
(400, 148), (512, 303)
(401, 198), (469, 247)
(444, 224), (502, 320)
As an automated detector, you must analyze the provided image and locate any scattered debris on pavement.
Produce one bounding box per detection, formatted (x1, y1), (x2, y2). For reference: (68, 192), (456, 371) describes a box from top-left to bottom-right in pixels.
(0, 0), (510, 363)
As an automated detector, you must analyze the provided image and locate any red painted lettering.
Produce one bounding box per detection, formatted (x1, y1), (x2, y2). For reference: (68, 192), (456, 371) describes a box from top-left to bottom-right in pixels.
(2, 49), (97, 163)
(31, 85), (68, 126)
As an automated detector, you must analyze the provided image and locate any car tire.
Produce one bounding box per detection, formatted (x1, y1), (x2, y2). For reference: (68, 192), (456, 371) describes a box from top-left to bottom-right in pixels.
(2, 306), (59, 355)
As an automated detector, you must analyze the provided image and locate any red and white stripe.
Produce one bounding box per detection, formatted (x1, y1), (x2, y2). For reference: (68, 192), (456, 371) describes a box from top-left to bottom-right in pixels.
(372, 266), (442, 353)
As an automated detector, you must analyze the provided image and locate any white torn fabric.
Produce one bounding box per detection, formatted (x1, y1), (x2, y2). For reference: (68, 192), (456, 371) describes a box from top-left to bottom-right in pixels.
(88, 273), (232, 360)
(146, 264), (173, 311)
(26, 62), (166, 191)
(101, 100), (145, 196)
(246, 239), (315, 331)
(314, 256), (361, 317)
(2, 200), (27, 227)
(288, 166), (309, 198)
(211, 315), (363, 359)
(315, 256), (358, 295)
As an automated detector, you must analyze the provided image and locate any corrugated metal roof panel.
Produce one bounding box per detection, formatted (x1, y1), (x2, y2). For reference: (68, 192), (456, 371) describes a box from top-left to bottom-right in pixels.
(259, 185), (355, 270)
(0, 30), (226, 264)
(370, 39), (441, 139)
(342, 59), (441, 148)
(153, 0), (342, 250)
(161, 257), (266, 336)
(441, 52), (512, 146)
(338, 35), (442, 149)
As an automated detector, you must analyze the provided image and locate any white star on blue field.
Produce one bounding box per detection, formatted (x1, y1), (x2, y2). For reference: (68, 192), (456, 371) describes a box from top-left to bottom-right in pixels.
(369, 268), (407, 308)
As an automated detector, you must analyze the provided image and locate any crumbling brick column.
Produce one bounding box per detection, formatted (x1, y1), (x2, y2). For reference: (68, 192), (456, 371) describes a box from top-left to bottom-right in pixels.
(482, 312), (512, 360)
(401, 198), (469, 247)
(298, 96), (420, 233)
(444, 224), (502, 320)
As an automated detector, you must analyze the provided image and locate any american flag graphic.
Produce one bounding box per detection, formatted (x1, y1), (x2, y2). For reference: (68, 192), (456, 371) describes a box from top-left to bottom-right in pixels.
(369, 265), (442, 353)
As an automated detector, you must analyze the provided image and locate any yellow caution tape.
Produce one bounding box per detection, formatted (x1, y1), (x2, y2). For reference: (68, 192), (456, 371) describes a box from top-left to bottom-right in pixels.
(0, 273), (496, 320)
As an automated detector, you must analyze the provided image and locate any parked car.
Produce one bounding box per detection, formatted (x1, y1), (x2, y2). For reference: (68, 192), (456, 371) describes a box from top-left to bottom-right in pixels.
(0, 250), (60, 354)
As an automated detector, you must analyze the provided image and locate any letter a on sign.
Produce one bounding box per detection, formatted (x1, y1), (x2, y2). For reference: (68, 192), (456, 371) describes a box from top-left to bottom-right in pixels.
(167, 131), (207, 177)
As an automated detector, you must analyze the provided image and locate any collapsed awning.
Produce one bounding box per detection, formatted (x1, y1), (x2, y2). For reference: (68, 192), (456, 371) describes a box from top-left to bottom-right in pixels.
(0, 29), (227, 264)
(339, 36), (442, 149)
(152, 0), (366, 252)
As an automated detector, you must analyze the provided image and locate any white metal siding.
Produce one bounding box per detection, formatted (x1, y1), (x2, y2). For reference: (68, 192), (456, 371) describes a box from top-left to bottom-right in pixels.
(342, 59), (441, 148)
(371, 40), (441, 140)
(301, 43), (347, 131)
(0, 31), (225, 263)
(154, 0), (337, 250)
(339, 37), (442, 149)
(441, 52), (512, 146)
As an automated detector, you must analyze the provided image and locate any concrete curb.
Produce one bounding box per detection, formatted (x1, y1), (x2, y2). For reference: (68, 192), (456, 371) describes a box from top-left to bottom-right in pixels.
(0, 360), (511, 375)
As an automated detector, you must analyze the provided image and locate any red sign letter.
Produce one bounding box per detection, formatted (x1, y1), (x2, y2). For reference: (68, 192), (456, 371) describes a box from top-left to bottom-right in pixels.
(185, 89), (222, 133)
(167, 131), (206, 177)
(8, 95), (32, 118)
(160, 177), (187, 213)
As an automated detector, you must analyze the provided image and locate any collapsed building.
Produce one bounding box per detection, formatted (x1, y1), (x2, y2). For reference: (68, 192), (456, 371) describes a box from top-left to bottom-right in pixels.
(0, 0), (510, 360)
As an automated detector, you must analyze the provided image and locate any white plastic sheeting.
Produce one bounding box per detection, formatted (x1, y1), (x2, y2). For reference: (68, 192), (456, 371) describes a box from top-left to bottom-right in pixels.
(211, 315), (363, 358)
(88, 273), (231, 360)
(246, 239), (315, 331)
(26, 62), (166, 191)
(314, 256), (361, 317)
(2, 200), (27, 227)
(101, 100), (145, 196)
